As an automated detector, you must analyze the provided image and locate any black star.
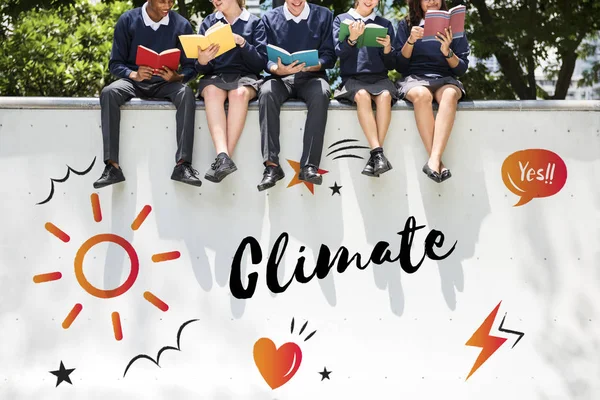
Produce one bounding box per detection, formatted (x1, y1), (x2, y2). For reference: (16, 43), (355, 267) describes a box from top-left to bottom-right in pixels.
(49, 361), (75, 387)
(319, 367), (332, 381)
(329, 182), (342, 196)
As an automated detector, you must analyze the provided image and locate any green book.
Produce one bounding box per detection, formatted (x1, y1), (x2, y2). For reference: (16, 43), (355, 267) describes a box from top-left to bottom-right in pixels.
(338, 19), (388, 48)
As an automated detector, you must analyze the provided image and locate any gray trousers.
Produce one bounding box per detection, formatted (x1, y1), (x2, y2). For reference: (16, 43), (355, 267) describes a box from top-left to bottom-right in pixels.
(100, 78), (196, 164)
(258, 74), (331, 167)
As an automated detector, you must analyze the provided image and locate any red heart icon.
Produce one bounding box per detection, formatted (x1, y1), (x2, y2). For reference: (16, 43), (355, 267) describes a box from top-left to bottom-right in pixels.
(253, 338), (302, 389)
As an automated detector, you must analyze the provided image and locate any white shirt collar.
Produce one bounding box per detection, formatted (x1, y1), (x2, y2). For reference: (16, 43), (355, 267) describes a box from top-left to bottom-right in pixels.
(283, 2), (310, 23)
(348, 8), (376, 22)
(419, 18), (425, 26)
(215, 8), (251, 25)
(142, 2), (169, 31)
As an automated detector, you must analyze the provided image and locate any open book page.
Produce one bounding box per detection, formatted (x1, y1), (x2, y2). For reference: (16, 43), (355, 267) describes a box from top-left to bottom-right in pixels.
(178, 22), (236, 58)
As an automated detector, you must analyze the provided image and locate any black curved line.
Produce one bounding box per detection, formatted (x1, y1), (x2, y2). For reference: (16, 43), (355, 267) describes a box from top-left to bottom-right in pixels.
(123, 319), (199, 377)
(299, 321), (308, 335)
(122, 355), (160, 378)
(328, 139), (359, 149)
(36, 157), (97, 205)
(332, 154), (365, 160)
(176, 319), (199, 349)
(326, 146), (370, 157)
(290, 317), (295, 334)
(498, 313), (525, 349)
(304, 330), (317, 342)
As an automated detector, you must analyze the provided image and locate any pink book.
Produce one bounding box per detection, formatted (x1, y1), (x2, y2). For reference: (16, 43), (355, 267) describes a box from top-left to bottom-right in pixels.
(422, 5), (466, 42)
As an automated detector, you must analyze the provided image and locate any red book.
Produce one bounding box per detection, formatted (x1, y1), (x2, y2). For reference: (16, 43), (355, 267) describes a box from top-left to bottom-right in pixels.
(423, 5), (466, 42)
(135, 45), (181, 73)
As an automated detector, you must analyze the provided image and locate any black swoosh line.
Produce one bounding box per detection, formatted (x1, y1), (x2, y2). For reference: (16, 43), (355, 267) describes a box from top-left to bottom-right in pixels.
(498, 313), (525, 349)
(123, 319), (199, 377)
(36, 157), (97, 205)
(332, 154), (365, 160)
(328, 139), (359, 148)
(326, 145), (370, 157)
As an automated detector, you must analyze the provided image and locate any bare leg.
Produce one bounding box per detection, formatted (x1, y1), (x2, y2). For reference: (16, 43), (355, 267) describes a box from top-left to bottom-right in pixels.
(432, 85), (461, 172)
(202, 85), (228, 155)
(226, 86), (256, 156)
(405, 86), (436, 170)
(354, 89), (379, 149)
(374, 91), (392, 145)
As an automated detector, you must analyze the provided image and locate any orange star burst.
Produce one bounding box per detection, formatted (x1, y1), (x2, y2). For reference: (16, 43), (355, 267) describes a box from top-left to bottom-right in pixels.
(465, 301), (507, 380)
(286, 160), (328, 194)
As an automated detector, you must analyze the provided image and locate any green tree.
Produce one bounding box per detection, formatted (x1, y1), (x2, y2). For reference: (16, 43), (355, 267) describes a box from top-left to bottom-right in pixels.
(0, 0), (77, 39)
(466, 0), (600, 99)
(0, 0), (131, 96)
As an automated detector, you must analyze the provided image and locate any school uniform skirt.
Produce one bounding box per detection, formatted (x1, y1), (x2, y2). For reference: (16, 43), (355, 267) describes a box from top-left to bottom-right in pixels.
(334, 74), (399, 104)
(396, 74), (466, 100)
(197, 73), (261, 98)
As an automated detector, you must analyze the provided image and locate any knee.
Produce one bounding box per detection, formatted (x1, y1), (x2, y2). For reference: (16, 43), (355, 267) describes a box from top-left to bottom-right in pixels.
(202, 85), (224, 100)
(258, 82), (276, 102)
(100, 85), (118, 102)
(440, 88), (461, 104)
(411, 88), (433, 104)
(354, 89), (371, 104)
(377, 90), (392, 103)
(180, 85), (194, 100)
(228, 87), (250, 102)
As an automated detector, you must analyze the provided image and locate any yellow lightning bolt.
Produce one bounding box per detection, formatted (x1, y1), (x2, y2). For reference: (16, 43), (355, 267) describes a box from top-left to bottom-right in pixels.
(465, 301), (507, 380)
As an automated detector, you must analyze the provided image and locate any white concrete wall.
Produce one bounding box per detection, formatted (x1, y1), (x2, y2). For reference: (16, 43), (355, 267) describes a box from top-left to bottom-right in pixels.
(0, 99), (599, 399)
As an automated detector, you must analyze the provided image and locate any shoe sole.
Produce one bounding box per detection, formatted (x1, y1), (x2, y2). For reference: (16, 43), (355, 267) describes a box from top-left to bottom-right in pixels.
(93, 177), (125, 189)
(171, 177), (203, 187)
(374, 163), (393, 176)
(361, 170), (379, 178)
(298, 176), (323, 185)
(257, 174), (285, 192)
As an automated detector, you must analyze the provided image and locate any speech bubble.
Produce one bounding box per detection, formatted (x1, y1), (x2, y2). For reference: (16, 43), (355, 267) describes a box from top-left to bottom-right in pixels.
(501, 149), (567, 206)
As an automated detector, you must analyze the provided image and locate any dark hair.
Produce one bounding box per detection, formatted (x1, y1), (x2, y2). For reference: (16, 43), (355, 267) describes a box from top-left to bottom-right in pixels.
(405, 0), (448, 28)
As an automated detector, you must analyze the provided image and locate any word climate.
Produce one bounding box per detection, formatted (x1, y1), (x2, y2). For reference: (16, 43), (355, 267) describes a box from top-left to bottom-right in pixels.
(229, 217), (457, 299)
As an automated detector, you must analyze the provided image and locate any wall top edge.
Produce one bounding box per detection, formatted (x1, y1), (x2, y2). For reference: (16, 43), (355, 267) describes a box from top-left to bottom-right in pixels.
(0, 97), (599, 111)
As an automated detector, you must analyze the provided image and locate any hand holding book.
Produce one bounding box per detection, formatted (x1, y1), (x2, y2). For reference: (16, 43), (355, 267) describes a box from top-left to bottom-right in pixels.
(198, 43), (220, 66)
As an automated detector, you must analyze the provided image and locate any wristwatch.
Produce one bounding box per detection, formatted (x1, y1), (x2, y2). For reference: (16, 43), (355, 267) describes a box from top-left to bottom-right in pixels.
(445, 49), (454, 59)
(347, 38), (358, 46)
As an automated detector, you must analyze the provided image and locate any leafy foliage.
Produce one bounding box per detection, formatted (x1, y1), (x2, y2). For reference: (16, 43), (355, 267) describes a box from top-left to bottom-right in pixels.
(0, 0), (130, 96)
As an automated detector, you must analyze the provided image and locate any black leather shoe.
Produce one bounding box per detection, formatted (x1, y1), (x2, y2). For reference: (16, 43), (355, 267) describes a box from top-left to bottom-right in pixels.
(361, 155), (379, 178)
(205, 153), (238, 183)
(171, 162), (202, 187)
(298, 165), (323, 185)
(373, 152), (393, 176)
(440, 168), (452, 182)
(93, 164), (125, 189)
(422, 162), (442, 183)
(257, 165), (285, 192)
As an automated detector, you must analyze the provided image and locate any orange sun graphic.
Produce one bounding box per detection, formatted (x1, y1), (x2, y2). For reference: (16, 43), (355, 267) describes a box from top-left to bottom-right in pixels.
(34, 193), (180, 341)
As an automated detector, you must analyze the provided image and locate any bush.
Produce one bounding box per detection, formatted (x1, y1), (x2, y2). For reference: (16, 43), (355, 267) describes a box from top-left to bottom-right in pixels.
(0, 0), (131, 96)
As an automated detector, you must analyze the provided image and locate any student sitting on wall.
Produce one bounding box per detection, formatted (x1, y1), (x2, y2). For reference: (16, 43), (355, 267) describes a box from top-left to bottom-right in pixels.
(332, 0), (399, 178)
(94, 0), (202, 189)
(257, 0), (336, 192)
(395, 0), (470, 183)
(196, 0), (268, 183)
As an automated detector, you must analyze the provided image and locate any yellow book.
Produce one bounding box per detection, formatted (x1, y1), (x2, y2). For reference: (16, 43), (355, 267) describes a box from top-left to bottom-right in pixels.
(178, 22), (236, 59)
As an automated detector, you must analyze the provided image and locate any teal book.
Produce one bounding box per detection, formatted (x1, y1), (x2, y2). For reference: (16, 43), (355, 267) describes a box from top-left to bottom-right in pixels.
(267, 45), (319, 67)
(338, 19), (388, 48)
